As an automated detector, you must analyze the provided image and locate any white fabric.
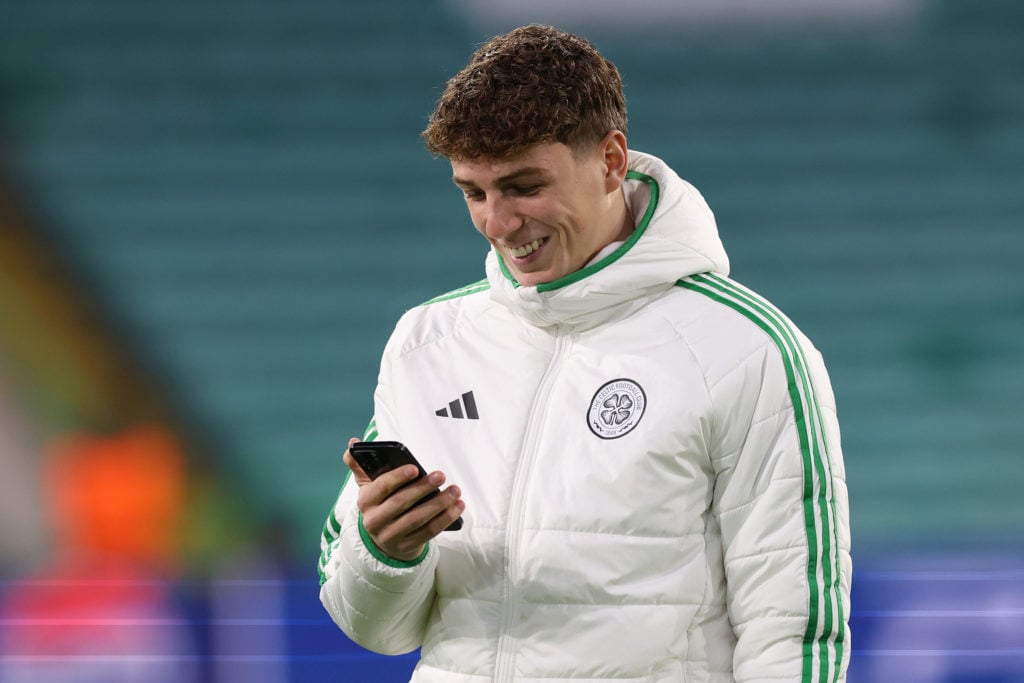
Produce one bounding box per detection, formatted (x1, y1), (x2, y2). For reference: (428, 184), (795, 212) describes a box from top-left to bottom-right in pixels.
(320, 151), (851, 682)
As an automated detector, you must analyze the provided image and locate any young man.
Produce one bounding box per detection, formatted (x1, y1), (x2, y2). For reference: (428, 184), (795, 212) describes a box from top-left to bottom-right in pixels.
(319, 25), (851, 683)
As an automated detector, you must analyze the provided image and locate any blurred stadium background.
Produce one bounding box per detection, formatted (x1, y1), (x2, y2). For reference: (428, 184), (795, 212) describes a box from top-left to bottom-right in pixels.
(0, 0), (1021, 681)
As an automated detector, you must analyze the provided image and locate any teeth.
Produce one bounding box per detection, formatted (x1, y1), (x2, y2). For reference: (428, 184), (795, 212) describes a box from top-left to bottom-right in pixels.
(509, 238), (544, 258)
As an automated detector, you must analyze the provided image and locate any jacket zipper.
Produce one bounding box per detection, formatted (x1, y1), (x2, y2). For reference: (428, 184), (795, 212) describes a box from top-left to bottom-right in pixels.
(493, 328), (571, 683)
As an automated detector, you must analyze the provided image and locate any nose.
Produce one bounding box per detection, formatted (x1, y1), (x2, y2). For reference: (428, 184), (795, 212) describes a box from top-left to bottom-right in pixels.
(481, 195), (523, 239)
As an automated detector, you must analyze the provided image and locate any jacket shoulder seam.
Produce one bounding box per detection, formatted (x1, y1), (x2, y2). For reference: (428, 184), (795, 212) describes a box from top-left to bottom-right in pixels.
(417, 278), (489, 306)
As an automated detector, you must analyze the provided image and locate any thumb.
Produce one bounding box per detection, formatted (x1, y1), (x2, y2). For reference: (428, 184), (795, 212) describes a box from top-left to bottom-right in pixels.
(342, 437), (373, 486)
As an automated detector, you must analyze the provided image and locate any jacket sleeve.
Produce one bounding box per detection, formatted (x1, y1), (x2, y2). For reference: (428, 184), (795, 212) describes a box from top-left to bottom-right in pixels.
(709, 328), (851, 683)
(317, 335), (439, 655)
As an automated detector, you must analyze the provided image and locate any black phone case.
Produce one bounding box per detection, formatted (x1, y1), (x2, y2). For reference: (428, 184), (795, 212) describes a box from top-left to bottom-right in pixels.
(350, 441), (426, 479)
(349, 441), (463, 531)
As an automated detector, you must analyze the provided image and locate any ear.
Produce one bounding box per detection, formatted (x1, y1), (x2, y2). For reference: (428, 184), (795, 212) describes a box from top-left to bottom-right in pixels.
(601, 129), (629, 193)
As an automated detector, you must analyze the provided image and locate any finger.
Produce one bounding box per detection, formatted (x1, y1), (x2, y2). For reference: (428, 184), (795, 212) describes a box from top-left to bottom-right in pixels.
(400, 489), (466, 548)
(420, 486), (465, 534)
(370, 487), (465, 556)
(390, 483), (464, 538)
(366, 470), (444, 521)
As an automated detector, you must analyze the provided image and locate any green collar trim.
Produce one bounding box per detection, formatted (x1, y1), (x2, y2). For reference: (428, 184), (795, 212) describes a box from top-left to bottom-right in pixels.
(497, 169), (660, 292)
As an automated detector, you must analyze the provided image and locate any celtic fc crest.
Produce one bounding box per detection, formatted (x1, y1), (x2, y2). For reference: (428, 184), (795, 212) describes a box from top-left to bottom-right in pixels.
(587, 378), (646, 439)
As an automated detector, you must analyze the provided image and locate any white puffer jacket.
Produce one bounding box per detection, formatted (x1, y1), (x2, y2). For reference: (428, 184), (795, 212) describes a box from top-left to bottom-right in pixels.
(319, 151), (851, 683)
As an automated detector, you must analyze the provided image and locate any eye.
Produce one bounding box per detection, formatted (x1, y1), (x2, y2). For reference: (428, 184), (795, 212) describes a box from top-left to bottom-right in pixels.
(511, 185), (542, 196)
(462, 189), (485, 202)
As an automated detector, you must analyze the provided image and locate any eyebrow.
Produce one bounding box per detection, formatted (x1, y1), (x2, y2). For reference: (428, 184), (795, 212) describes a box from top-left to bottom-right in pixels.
(452, 167), (551, 189)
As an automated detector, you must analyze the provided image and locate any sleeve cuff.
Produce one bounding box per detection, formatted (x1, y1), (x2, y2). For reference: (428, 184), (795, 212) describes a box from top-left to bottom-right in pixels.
(357, 512), (430, 568)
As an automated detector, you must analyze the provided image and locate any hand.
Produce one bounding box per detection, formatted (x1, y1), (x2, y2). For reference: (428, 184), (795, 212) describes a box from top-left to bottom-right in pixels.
(342, 437), (465, 561)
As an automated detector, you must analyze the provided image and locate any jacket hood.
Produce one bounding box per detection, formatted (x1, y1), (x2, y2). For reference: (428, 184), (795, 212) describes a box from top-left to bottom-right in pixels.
(486, 150), (730, 329)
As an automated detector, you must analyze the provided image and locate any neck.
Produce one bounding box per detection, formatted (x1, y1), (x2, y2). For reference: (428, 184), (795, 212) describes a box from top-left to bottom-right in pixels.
(609, 187), (635, 243)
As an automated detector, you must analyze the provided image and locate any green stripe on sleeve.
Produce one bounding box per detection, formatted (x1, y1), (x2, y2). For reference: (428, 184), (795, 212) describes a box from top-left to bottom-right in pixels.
(677, 274), (844, 683)
(363, 419), (379, 442)
(696, 273), (845, 683)
(318, 418), (378, 585)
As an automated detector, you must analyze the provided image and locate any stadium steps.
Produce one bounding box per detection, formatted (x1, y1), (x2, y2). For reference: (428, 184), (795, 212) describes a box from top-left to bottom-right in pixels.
(0, 0), (1022, 548)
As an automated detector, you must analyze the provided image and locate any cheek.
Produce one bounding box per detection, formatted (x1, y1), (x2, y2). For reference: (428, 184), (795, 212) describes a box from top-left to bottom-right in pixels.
(559, 208), (590, 242)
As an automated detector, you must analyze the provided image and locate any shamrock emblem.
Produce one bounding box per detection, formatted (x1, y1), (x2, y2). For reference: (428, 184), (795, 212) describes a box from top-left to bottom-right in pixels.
(587, 378), (646, 439)
(600, 392), (634, 426)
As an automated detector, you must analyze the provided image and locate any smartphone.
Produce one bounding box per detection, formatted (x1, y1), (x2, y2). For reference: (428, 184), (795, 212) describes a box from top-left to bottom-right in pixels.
(349, 440), (463, 531)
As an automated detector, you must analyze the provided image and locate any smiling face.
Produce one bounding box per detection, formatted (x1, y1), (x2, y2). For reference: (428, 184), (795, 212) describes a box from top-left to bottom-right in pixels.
(450, 131), (633, 287)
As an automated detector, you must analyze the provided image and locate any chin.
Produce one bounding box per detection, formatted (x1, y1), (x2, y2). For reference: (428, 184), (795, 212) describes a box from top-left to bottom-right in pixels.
(512, 263), (568, 287)
(515, 272), (549, 287)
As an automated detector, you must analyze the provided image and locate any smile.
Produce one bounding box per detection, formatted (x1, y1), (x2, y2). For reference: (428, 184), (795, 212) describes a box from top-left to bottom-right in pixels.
(508, 238), (546, 258)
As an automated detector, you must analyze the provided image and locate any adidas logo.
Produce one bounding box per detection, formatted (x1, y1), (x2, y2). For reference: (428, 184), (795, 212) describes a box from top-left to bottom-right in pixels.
(435, 391), (479, 420)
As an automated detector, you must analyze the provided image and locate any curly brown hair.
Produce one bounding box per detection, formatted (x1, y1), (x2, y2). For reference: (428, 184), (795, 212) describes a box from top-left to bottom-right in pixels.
(422, 25), (627, 161)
